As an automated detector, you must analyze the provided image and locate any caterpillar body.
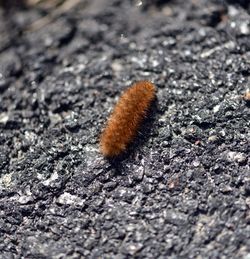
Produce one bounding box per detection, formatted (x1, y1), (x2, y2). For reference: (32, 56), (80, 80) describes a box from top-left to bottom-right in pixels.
(100, 81), (156, 157)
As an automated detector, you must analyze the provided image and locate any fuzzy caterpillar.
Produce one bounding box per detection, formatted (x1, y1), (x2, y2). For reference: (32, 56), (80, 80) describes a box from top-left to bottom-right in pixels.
(100, 81), (156, 157)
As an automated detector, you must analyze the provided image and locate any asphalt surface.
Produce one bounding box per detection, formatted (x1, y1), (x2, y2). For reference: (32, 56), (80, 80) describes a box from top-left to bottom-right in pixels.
(0, 0), (249, 258)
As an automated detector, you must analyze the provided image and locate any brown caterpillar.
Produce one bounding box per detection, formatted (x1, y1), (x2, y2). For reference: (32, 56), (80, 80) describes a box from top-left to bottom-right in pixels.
(100, 80), (156, 157)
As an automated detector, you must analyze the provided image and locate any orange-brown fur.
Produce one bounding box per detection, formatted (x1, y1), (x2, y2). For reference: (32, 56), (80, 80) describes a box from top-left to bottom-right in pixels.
(100, 81), (156, 157)
(243, 92), (250, 102)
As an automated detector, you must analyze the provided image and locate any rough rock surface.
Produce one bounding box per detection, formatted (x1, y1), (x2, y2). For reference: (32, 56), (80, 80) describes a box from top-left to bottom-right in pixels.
(0, 0), (249, 258)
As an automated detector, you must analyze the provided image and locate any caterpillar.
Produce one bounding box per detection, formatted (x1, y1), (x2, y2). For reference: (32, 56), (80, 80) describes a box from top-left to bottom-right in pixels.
(100, 80), (156, 157)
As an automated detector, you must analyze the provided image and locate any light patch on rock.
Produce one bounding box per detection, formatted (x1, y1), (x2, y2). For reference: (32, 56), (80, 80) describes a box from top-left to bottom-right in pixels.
(18, 186), (34, 204)
(201, 41), (235, 58)
(111, 60), (123, 72)
(0, 172), (13, 187)
(24, 131), (37, 142)
(18, 195), (33, 204)
(228, 6), (238, 16)
(213, 104), (220, 113)
(208, 135), (218, 142)
(244, 254), (250, 259)
(85, 144), (98, 153)
(57, 192), (84, 206)
(240, 22), (250, 35)
(48, 111), (62, 125)
(226, 151), (247, 164)
(0, 112), (9, 124)
(42, 171), (59, 186)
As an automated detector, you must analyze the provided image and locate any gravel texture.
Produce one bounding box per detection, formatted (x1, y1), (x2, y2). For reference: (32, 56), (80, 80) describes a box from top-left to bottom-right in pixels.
(0, 0), (250, 258)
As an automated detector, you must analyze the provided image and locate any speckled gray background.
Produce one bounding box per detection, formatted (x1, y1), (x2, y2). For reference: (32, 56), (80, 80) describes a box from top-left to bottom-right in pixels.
(0, 0), (249, 258)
